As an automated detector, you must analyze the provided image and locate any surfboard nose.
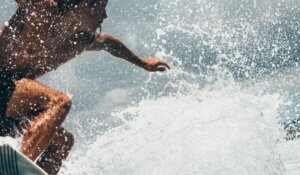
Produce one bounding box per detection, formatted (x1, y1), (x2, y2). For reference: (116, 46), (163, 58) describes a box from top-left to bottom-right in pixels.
(0, 144), (47, 175)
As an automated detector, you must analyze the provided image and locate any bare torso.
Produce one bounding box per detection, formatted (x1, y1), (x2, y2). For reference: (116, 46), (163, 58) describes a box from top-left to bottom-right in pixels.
(0, 3), (96, 79)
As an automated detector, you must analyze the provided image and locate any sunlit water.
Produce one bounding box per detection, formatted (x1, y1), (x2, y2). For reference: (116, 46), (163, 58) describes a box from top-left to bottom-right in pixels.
(1, 0), (300, 174)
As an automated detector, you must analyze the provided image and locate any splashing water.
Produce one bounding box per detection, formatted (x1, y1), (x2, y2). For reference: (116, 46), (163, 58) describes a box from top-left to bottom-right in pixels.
(61, 75), (286, 174)
(1, 0), (300, 174)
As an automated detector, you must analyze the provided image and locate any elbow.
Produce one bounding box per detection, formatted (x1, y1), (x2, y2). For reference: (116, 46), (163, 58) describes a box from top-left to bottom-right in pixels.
(95, 33), (116, 43)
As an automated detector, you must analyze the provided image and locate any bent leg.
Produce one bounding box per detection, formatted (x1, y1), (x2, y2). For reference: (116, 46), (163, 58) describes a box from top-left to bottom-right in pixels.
(37, 127), (74, 175)
(6, 78), (72, 161)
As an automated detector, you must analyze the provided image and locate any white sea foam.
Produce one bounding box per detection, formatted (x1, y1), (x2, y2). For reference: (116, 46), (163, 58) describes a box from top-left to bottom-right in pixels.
(60, 79), (285, 175)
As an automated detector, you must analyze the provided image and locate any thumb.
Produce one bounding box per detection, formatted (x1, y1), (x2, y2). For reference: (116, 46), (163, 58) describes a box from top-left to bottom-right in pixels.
(156, 66), (167, 72)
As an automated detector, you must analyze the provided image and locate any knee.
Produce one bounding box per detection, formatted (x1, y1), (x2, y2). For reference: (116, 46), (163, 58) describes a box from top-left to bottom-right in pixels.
(47, 93), (72, 125)
(61, 95), (72, 112)
(53, 93), (72, 113)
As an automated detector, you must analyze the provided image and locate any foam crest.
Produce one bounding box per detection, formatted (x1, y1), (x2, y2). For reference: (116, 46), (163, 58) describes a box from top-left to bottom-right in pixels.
(61, 81), (284, 174)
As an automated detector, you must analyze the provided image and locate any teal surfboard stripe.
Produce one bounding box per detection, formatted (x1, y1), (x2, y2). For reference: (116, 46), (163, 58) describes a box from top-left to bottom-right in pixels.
(14, 149), (19, 175)
(3, 145), (9, 175)
(0, 147), (3, 172)
(1, 145), (8, 175)
(1, 144), (15, 175)
(11, 145), (18, 175)
(11, 144), (18, 175)
(7, 144), (13, 175)
(5, 145), (10, 175)
(5, 145), (11, 175)
(0, 146), (4, 174)
(0, 144), (47, 175)
(8, 144), (17, 175)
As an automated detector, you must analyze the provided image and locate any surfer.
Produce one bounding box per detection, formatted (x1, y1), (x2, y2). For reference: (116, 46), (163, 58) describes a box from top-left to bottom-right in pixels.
(0, 0), (170, 174)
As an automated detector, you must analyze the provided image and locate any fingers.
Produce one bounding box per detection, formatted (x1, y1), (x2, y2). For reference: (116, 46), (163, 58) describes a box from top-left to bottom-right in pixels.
(159, 61), (171, 70)
(156, 67), (167, 72)
(149, 63), (170, 72)
(144, 57), (171, 72)
(151, 61), (170, 72)
(154, 61), (170, 72)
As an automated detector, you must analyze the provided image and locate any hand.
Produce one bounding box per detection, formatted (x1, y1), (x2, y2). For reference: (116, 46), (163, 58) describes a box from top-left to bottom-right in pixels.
(142, 57), (171, 72)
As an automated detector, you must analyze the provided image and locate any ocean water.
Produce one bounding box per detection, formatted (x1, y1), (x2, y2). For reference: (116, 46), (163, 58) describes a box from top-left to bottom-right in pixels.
(1, 0), (300, 174)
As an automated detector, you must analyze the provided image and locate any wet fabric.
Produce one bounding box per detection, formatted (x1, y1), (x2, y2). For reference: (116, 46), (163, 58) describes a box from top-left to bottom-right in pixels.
(0, 117), (21, 137)
(0, 72), (18, 136)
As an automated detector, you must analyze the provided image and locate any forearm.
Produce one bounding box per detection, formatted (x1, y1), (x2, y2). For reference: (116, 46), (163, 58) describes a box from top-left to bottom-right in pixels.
(88, 33), (146, 68)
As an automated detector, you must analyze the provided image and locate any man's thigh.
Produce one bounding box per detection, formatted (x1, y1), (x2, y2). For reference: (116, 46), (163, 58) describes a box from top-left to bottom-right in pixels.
(6, 78), (67, 118)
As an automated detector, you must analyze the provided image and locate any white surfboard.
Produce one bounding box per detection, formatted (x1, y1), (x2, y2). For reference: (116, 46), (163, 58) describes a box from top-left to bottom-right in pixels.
(0, 144), (47, 175)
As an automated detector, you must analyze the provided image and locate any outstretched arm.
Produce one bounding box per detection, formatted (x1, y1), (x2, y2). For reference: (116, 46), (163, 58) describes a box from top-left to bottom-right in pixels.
(87, 33), (170, 72)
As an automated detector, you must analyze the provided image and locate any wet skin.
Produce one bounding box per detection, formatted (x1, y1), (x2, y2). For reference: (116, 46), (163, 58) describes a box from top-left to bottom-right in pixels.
(0, 0), (170, 174)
